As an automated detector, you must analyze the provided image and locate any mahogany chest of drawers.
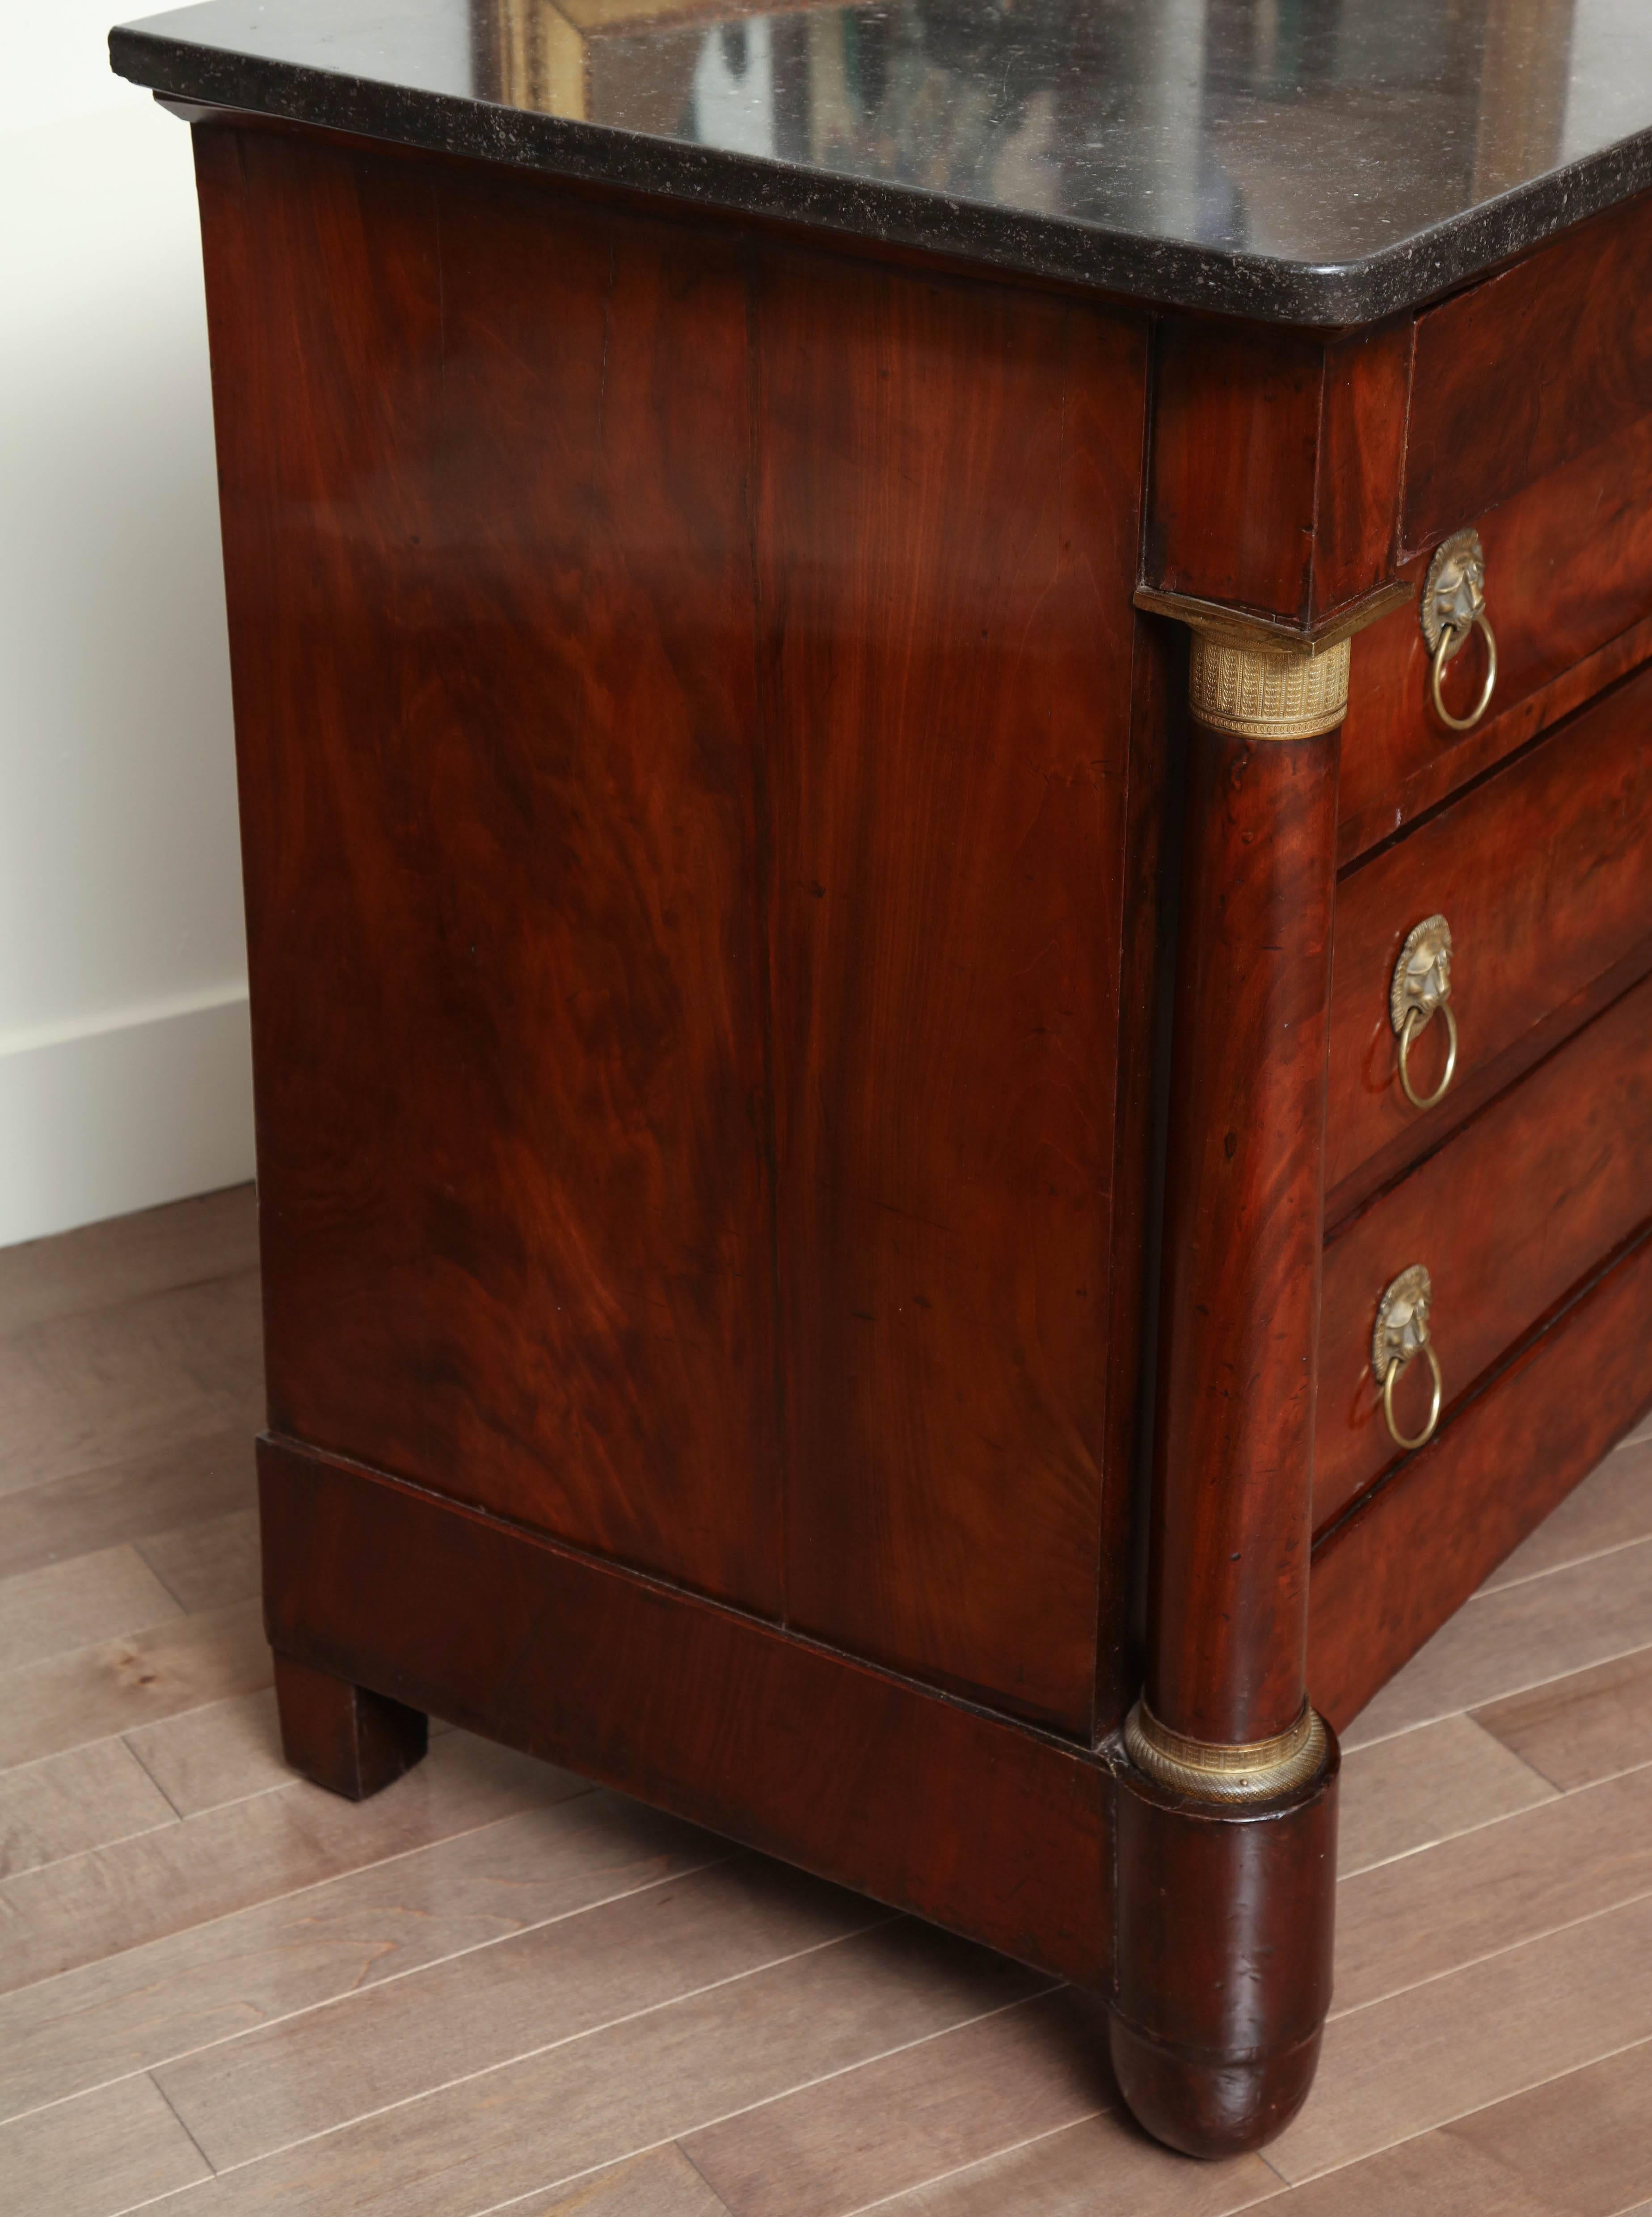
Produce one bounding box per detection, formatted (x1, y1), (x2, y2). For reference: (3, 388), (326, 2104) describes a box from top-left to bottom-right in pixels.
(114, 0), (1652, 2159)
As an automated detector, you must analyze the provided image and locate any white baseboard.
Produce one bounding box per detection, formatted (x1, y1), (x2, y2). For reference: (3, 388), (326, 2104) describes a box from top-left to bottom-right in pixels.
(0, 988), (255, 1248)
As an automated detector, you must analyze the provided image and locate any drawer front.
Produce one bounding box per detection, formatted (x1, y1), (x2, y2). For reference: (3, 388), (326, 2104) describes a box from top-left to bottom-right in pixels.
(1315, 969), (1652, 1533)
(1404, 192), (1652, 555)
(1338, 408), (1652, 865)
(1328, 660), (1652, 1213)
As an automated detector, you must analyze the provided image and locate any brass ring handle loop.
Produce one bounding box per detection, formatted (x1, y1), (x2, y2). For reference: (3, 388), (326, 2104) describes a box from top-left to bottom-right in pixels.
(1382, 1340), (1443, 1453)
(1398, 997), (1459, 1111)
(1429, 612), (1498, 731)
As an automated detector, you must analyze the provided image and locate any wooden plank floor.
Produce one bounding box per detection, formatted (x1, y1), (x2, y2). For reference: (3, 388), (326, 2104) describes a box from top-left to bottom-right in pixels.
(3, 1185), (1651, 2217)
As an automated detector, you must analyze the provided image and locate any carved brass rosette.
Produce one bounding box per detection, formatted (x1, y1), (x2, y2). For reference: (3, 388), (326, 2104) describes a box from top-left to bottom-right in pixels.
(1124, 1698), (1328, 1803)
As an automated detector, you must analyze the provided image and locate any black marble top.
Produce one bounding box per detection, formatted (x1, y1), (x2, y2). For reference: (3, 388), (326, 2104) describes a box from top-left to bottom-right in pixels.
(110, 0), (1652, 323)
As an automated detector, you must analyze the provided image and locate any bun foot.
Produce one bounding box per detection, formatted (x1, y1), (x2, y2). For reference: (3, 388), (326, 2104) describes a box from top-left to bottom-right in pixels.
(1110, 1722), (1339, 2157)
(274, 1650), (428, 1800)
(1108, 2015), (1324, 2158)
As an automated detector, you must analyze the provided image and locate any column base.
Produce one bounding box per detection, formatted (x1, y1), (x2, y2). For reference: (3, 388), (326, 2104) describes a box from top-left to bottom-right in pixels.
(1108, 1720), (1339, 2158)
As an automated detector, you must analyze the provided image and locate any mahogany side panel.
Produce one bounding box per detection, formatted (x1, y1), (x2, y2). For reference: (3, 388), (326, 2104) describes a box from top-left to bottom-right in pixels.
(1328, 662), (1652, 1211)
(258, 1433), (1114, 1985)
(1405, 190), (1652, 551)
(1310, 1224), (1652, 1733)
(1148, 728), (1339, 1747)
(194, 125), (784, 1612)
(1340, 407), (1652, 865)
(759, 250), (1146, 1731)
(1317, 971), (1652, 1529)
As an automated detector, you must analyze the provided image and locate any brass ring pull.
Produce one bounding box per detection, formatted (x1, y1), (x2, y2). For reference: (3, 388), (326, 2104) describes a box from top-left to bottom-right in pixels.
(1398, 997), (1458, 1110)
(1382, 1340), (1444, 1452)
(1372, 1264), (1443, 1455)
(1390, 915), (1457, 1111)
(1429, 612), (1498, 732)
(1421, 528), (1496, 733)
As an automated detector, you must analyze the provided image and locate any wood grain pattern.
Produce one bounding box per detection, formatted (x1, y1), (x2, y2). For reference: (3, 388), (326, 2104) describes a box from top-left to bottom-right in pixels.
(1479, 1432), (1652, 1592)
(1477, 1638), (1652, 1791)
(1327, 667), (1652, 1213)
(760, 246), (1144, 1730)
(127, 1922), (1050, 2217)
(0, 1270), (262, 1500)
(1335, 1714), (1555, 1877)
(1268, 1886), (1652, 2183)
(865, 2109), (1278, 2216)
(260, 1434), (1114, 1987)
(122, 1688), (291, 1817)
(0, 1543), (180, 1673)
(159, 1855), (892, 2171)
(0, 1426), (254, 1584)
(0, 2069), (209, 2217)
(1311, 1227), (1652, 1734)
(1333, 1761), (1652, 2015)
(1341, 405), (1652, 866)
(0, 1182), (255, 1337)
(198, 123), (784, 1614)
(1405, 193), (1652, 550)
(0, 1596), (270, 1772)
(1147, 321), (1324, 622)
(0, 1737), (176, 1881)
(1340, 1520), (1652, 1754)
(1260, 2036), (1652, 2216)
(0, 1794), (712, 2126)
(683, 1988), (1109, 2217)
(135, 1505), (261, 1613)
(1317, 975), (1652, 1526)
(0, 1727), (577, 1999)
(1149, 728), (1338, 1744)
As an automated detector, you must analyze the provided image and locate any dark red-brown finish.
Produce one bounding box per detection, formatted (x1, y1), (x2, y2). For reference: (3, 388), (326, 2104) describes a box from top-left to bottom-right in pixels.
(1340, 408), (1652, 866)
(258, 1433), (1114, 1984)
(272, 1649), (429, 1799)
(1311, 1225), (1652, 1731)
(1328, 662), (1652, 1212)
(1405, 190), (1652, 551)
(1147, 725), (1339, 1748)
(1317, 971), (1652, 1527)
(198, 124), (784, 1614)
(1147, 318), (1408, 627)
(177, 101), (1652, 2171)
(759, 246), (1146, 1730)
(1110, 1752), (1340, 2159)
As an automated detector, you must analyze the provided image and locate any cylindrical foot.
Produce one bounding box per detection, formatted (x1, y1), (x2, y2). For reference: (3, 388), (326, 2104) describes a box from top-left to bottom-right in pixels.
(1109, 1724), (1339, 2158)
(274, 1650), (429, 1800)
(1109, 2016), (1324, 2159)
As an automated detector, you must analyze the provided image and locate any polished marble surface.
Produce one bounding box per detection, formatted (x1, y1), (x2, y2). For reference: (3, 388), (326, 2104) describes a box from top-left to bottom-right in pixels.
(110, 0), (1652, 320)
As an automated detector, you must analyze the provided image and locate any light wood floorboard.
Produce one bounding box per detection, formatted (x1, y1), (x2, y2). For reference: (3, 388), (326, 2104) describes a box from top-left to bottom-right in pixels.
(0, 1191), (1648, 2217)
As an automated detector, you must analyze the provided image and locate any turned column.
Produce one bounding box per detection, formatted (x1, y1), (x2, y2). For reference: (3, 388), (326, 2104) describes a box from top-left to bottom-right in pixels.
(1109, 590), (1396, 2158)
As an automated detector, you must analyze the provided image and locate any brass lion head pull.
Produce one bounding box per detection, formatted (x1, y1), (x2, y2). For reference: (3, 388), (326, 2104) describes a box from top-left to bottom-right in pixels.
(1421, 528), (1497, 731)
(1390, 914), (1458, 1111)
(1372, 1264), (1444, 1453)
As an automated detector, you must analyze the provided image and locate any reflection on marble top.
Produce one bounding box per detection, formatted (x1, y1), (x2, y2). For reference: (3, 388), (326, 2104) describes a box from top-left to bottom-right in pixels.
(110, 0), (1652, 321)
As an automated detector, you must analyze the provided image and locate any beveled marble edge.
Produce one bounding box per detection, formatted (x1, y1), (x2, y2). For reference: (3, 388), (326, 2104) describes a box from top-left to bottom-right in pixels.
(109, 22), (1652, 327)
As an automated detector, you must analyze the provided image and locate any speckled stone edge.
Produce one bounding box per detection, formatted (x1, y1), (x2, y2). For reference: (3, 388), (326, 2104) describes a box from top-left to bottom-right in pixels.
(110, 23), (1652, 327)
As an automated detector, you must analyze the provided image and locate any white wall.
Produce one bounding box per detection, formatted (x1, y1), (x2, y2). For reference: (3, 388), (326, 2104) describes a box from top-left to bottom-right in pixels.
(0, 1), (253, 1249)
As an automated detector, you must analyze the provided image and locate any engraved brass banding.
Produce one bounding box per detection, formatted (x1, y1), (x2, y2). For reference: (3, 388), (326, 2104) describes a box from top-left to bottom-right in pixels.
(1421, 528), (1497, 732)
(1124, 1698), (1328, 1803)
(1391, 914), (1458, 1111)
(1372, 1263), (1444, 1453)
(1187, 631), (1351, 741)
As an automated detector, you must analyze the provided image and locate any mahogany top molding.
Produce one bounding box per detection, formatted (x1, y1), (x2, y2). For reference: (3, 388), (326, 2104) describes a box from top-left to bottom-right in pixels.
(110, 0), (1652, 325)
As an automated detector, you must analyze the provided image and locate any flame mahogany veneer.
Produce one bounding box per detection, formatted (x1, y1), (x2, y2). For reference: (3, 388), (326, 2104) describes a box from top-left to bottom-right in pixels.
(179, 117), (1652, 2158)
